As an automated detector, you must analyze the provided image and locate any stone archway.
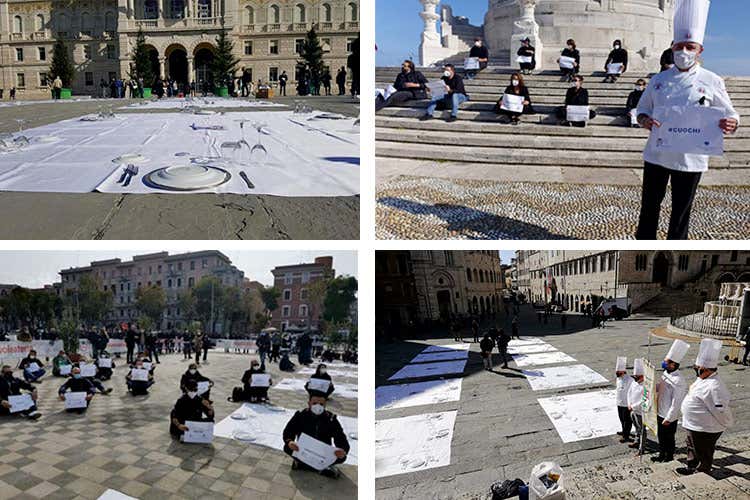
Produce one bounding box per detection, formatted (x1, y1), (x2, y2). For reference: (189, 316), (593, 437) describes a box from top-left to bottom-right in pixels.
(653, 252), (671, 286)
(165, 44), (188, 85)
(194, 43), (216, 86)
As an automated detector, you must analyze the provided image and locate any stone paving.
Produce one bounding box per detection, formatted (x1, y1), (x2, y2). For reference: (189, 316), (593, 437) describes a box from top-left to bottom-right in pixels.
(375, 305), (749, 499)
(0, 95), (359, 240)
(0, 349), (357, 500)
(375, 176), (750, 240)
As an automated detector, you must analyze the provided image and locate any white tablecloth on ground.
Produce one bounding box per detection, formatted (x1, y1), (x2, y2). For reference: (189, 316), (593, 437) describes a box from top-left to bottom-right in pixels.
(213, 403), (358, 465)
(274, 378), (358, 399)
(298, 366), (357, 378)
(375, 378), (463, 411)
(388, 360), (467, 381)
(410, 350), (469, 363)
(511, 350), (577, 367)
(97, 489), (139, 500)
(508, 343), (558, 355)
(522, 364), (608, 391)
(124, 97), (287, 109)
(508, 337), (547, 346)
(421, 343), (471, 353)
(0, 111), (359, 196)
(538, 389), (620, 443)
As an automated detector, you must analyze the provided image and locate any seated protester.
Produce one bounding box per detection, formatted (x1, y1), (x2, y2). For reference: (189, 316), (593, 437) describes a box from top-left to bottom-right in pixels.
(494, 72), (535, 125)
(321, 349), (336, 363)
(95, 352), (115, 381)
(52, 350), (72, 377)
(305, 364), (335, 399)
(517, 37), (536, 75)
(0, 365), (41, 419)
(279, 353), (296, 372)
(557, 39), (581, 82)
(342, 350), (357, 364)
(126, 359), (154, 395)
(18, 350), (45, 383)
(421, 64), (469, 123)
(180, 363), (213, 401)
(79, 360), (113, 395)
(241, 359), (272, 403)
(283, 394), (350, 478)
(58, 366), (97, 414)
(465, 37), (489, 79)
(626, 79), (647, 128)
(604, 39), (628, 83)
(375, 60), (428, 112)
(169, 379), (214, 440)
(555, 75), (596, 127)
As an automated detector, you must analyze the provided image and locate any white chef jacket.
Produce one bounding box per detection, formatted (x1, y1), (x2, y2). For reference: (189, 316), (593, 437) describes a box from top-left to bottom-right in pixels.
(680, 373), (734, 433)
(627, 379), (644, 415)
(637, 64), (740, 173)
(657, 370), (688, 422)
(616, 374), (633, 407)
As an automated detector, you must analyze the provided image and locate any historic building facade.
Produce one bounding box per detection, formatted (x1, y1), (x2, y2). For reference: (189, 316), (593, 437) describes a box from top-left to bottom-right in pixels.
(269, 255), (334, 332)
(0, 0), (359, 97)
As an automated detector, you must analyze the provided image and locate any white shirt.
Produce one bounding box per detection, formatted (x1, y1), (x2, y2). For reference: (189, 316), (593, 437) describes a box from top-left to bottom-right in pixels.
(657, 370), (688, 422)
(680, 373), (733, 433)
(616, 375), (633, 407)
(637, 64), (740, 172)
(627, 379), (644, 415)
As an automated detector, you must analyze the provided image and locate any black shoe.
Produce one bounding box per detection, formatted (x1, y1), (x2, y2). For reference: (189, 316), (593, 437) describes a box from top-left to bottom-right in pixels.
(320, 465), (341, 479)
(651, 455), (665, 462)
(511, 119), (520, 126)
(419, 114), (433, 121)
(616, 431), (623, 436)
(675, 467), (696, 476)
(26, 411), (41, 420)
(291, 459), (300, 471)
(446, 116), (457, 123)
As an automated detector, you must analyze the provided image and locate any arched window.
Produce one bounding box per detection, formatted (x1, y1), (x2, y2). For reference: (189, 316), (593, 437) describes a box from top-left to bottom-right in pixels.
(295, 3), (306, 23)
(105, 11), (116, 30)
(473, 269), (478, 282)
(35, 14), (45, 32)
(347, 2), (357, 21)
(244, 5), (254, 25)
(197, 0), (211, 17)
(466, 268), (472, 282)
(269, 4), (280, 24)
(144, 0), (158, 18)
(13, 15), (23, 33)
(81, 12), (92, 31)
(56, 13), (69, 30)
(322, 3), (331, 22)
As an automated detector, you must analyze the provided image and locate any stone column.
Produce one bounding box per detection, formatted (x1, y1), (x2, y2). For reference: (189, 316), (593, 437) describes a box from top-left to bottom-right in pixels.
(187, 57), (194, 83)
(159, 57), (166, 79)
(158, 0), (164, 19)
(510, 0), (543, 70)
(418, 0), (441, 66)
(736, 288), (750, 341)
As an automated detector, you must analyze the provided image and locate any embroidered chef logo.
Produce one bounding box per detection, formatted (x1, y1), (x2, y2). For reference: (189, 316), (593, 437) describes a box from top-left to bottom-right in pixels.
(668, 127), (702, 134)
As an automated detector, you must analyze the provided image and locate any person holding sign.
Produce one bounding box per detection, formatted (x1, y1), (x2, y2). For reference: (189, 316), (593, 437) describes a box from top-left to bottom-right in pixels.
(677, 339), (733, 476)
(635, 0), (740, 240)
(653, 340), (689, 463)
(625, 79), (647, 128)
(615, 356), (634, 444)
(627, 358), (647, 454)
(0, 365), (41, 420)
(18, 350), (45, 383)
(241, 359), (272, 402)
(556, 39), (580, 82)
(465, 38), (489, 80)
(52, 350), (72, 377)
(283, 394), (350, 478)
(180, 363), (213, 401)
(375, 60), (428, 112)
(95, 352), (115, 381)
(169, 379), (214, 440)
(305, 364), (335, 398)
(58, 367), (97, 414)
(494, 73), (535, 125)
(421, 64), (468, 123)
(603, 39), (628, 83)
(126, 360), (154, 395)
(556, 75), (596, 127)
(517, 38), (536, 75)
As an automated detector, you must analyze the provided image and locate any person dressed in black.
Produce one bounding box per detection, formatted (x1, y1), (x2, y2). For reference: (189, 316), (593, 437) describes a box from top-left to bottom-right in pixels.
(182, 330), (192, 360)
(556, 75), (596, 127)
(421, 64), (468, 123)
(95, 352), (115, 381)
(336, 67), (347, 95)
(517, 37), (536, 75)
(241, 68), (252, 97)
(125, 326), (136, 364)
(471, 318), (480, 343)
(321, 70), (332, 96)
(279, 71), (288, 96)
(376, 60), (428, 112)
(465, 37), (489, 79)
(0, 365), (41, 419)
(241, 359), (272, 402)
(126, 359), (154, 395)
(145, 331), (159, 364)
(494, 72), (535, 125)
(283, 394), (350, 478)
(557, 39), (580, 82)
(180, 363), (213, 400)
(496, 328), (510, 369)
(660, 43), (674, 72)
(280, 352), (296, 372)
(346, 38), (359, 97)
(743, 327), (750, 366)
(169, 379), (214, 440)
(625, 79), (646, 128)
(18, 350), (45, 383)
(305, 364), (335, 398)
(603, 39), (628, 83)
(58, 367), (97, 414)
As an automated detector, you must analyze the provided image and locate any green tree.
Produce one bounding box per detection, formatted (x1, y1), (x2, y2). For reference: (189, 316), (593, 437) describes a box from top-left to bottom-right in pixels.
(49, 38), (75, 87)
(135, 285), (166, 328)
(70, 275), (113, 327)
(211, 26), (239, 87)
(260, 286), (280, 313)
(130, 27), (154, 86)
(58, 319), (80, 354)
(323, 276), (358, 323)
(298, 28), (325, 84)
(177, 290), (197, 323)
(193, 276), (225, 333)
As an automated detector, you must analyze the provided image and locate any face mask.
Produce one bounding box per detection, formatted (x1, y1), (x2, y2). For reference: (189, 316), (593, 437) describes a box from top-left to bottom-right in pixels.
(512, 79), (519, 86)
(635, 85), (644, 91)
(252, 364), (259, 370)
(73, 374), (81, 379)
(189, 369), (197, 375)
(188, 391), (198, 398)
(311, 403), (325, 415)
(673, 49), (697, 70)
(567, 45), (573, 50)
(474, 42), (481, 47)
(29, 355), (35, 359)
(319, 369), (327, 375)
(661, 361), (669, 370)
(693, 367), (701, 377)
(614, 45), (621, 49)
(443, 71), (451, 78)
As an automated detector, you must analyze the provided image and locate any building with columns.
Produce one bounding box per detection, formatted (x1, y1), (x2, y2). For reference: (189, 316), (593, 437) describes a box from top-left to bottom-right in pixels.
(0, 0), (359, 97)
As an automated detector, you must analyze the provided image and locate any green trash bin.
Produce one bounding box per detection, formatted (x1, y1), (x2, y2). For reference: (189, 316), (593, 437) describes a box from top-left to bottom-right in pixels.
(142, 87), (152, 98)
(215, 86), (229, 97)
(60, 88), (72, 99)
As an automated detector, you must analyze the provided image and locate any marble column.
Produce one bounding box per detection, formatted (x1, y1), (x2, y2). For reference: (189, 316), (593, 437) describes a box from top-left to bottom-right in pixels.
(187, 57), (194, 83)
(510, 0), (543, 70)
(158, 0), (164, 19)
(418, 0), (441, 66)
(127, 0), (134, 19)
(159, 57), (166, 79)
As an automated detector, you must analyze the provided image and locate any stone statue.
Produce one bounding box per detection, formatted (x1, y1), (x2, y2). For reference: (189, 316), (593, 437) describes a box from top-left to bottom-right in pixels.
(510, 0), (542, 69)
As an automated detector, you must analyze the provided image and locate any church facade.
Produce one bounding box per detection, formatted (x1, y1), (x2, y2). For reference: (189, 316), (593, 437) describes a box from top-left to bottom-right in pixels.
(0, 0), (359, 97)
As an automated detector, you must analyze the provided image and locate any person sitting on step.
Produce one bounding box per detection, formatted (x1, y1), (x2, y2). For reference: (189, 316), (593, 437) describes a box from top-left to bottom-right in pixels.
(465, 37), (489, 80)
(517, 37), (536, 75)
(376, 60), (428, 112)
(420, 64), (468, 123)
(494, 73), (535, 125)
(557, 39), (581, 82)
(604, 39), (629, 83)
(556, 75), (596, 127)
(625, 79), (647, 128)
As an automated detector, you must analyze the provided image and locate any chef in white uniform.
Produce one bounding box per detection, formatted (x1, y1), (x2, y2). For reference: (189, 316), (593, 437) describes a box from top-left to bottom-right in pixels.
(677, 338), (733, 475)
(635, 0), (739, 240)
(627, 358), (646, 454)
(653, 339), (689, 463)
(615, 356), (634, 443)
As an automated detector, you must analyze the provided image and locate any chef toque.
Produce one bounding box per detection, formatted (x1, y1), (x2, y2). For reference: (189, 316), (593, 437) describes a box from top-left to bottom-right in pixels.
(616, 356), (627, 372)
(673, 0), (710, 46)
(633, 358), (644, 376)
(665, 339), (690, 364)
(695, 338), (722, 369)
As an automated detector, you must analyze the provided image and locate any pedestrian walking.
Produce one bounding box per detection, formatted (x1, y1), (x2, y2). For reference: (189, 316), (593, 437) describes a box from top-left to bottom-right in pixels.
(480, 334), (494, 371)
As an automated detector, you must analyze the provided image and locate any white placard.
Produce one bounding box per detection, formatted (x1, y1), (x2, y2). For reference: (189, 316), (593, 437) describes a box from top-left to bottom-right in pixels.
(64, 391), (88, 409)
(607, 63), (624, 74)
(517, 55), (533, 64)
(79, 363), (97, 378)
(559, 56), (576, 69)
(427, 81), (446, 100)
(567, 105), (590, 122)
(464, 57), (480, 70)
(142, 362), (153, 371)
(8, 394), (34, 413)
(130, 368), (149, 381)
(292, 432), (339, 471)
(197, 381), (210, 395)
(59, 364), (72, 376)
(651, 105), (725, 156)
(508, 343), (557, 355)
(98, 358), (112, 368)
(422, 343), (471, 353)
(307, 378), (331, 393)
(629, 109), (639, 126)
(25, 362), (41, 372)
(183, 421), (214, 444)
(501, 93), (525, 113)
(250, 373), (271, 387)
(384, 84), (397, 100)
(511, 350), (577, 367)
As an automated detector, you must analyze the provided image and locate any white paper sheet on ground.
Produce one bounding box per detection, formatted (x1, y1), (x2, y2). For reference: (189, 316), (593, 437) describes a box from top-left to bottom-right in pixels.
(508, 343), (557, 355)
(410, 350), (469, 363)
(183, 421), (214, 443)
(325, 362), (359, 370)
(97, 489), (139, 500)
(274, 378), (358, 399)
(421, 343), (471, 353)
(8, 394), (34, 413)
(567, 105), (590, 122)
(508, 338), (547, 346)
(0, 111), (358, 196)
(213, 403), (358, 465)
(375, 378), (463, 411)
(511, 351), (577, 367)
(298, 367), (357, 379)
(64, 392), (88, 409)
(538, 389), (620, 443)
(124, 98), (287, 109)
(375, 411), (457, 478)
(388, 360), (467, 381)
(651, 105), (725, 156)
(0, 98), (112, 108)
(523, 364), (608, 391)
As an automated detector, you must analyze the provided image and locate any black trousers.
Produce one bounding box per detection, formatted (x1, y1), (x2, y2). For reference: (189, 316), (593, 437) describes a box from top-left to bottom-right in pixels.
(685, 429), (722, 472)
(743, 342), (750, 364)
(126, 344), (135, 363)
(617, 405), (633, 438)
(656, 415), (678, 458)
(375, 90), (425, 112)
(636, 161), (702, 240)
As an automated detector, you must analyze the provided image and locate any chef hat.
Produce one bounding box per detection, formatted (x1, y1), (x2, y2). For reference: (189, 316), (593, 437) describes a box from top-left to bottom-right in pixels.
(665, 339), (690, 364)
(695, 338), (722, 369)
(616, 356), (627, 372)
(673, 0), (711, 46)
(633, 358), (644, 376)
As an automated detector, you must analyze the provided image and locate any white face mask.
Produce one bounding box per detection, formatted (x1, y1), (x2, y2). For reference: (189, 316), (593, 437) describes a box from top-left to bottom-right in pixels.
(310, 403), (325, 415)
(474, 41), (481, 47)
(319, 368), (327, 375)
(673, 49), (697, 70)
(187, 391), (198, 399)
(189, 369), (197, 375)
(443, 70), (451, 78)
(511, 79), (519, 86)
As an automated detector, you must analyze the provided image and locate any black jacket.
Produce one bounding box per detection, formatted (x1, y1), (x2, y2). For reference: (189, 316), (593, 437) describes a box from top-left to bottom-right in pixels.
(180, 371), (211, 391)
(565, 87), (589, 106)
(170, 394), (214, 435)
(626, 89), (644, 110)
(501, 84), (534, 114)
(58, 377), (96, 396)
(241, 367), (265, 389)
(605, 48), (628, 69)
(469, 45), (489, 60)
(660, 48), (674, 70)
(443, 74), (467, 97)
(560, 48), (581, 70)
(517, 45), (536, 68)
(283, 409), (350, 453)
(480, 337), (495, 352)
(0, 375), (33, 400)
(393, 70), (427, 93)
(18, 356), (43, 371)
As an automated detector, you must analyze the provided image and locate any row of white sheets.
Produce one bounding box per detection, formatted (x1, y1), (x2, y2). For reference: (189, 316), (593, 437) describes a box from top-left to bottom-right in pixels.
(214, 403), (358, 465)
(538, 389), (621, 443)
(410, 349), (469, 363)
(0, 98), (112, 107)
(124, 97), (287, 109)
(0, 111), (359, 196)
(298, 366), (358, 378)
(375, 378), (463, 411)
(387, 359), (467, 381)
(274, 377), (358, 399)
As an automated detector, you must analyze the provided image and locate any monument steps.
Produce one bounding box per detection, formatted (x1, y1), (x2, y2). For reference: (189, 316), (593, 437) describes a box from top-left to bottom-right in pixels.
(638, 288), (703, 317)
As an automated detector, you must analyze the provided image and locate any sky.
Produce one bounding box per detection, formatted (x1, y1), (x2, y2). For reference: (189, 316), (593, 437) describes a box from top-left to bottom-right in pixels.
(0, 250), (358, 289)
(499, 250), (515, 264)
(376, 0), (750, 75)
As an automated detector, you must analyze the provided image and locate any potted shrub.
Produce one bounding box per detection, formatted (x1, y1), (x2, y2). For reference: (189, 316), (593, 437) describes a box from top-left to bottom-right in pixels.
(49, 38), (75, 99)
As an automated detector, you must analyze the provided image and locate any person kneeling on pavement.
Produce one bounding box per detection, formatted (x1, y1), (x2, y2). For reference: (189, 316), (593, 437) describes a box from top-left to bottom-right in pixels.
(18, 350), (46, 383)
(241, 359), (272, 403)
(52, 350), (72, 377)
(421, 64), (468, 123)
(170, 379), (215, 440)
(180, 363), (213, 401)
(0, 365), (41, 419)
(283, 394), (350, 479)
(126, 359), (154, 395)
(58, 366), (97, 414)
(375, 60), (428, 112)
(305, 363), (335, 398)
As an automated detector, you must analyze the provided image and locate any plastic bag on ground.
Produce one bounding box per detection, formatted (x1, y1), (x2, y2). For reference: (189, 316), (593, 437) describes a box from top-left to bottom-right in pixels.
(528, 461), (565, 500)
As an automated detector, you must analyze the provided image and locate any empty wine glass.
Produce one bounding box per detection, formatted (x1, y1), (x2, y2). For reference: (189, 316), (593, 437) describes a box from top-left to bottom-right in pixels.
(14, 118), (26, 133)
(220, 141), (242, 165)
(249, 121), (268, 164)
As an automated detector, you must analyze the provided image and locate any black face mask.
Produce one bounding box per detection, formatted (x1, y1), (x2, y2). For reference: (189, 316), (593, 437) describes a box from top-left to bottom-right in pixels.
(3, 372), (12, 379)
